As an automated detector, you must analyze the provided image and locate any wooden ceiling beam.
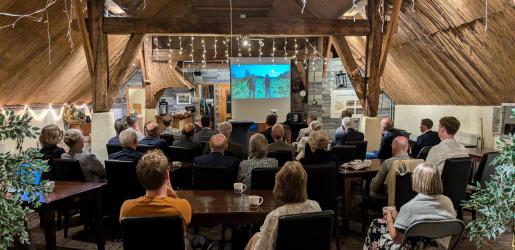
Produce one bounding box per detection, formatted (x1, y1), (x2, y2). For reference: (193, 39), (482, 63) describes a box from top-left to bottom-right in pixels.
(364, 0), (383, 117)
(322, 36), (333, 79)
(88, 0), (109, 112)
(378, 0), (403, 76)
(102, 17), (370, 36)
(74, 2), (94, 77)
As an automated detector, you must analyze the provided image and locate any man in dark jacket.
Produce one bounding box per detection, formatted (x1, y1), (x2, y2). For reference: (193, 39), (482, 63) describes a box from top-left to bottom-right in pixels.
(193, 134), (240, 182)
(139, 123), (168, 152)
(410, 118), (441, 158)
(260, 114), (277, 144)
(109, 129), (143, 161)
(331, 117), (364, 146)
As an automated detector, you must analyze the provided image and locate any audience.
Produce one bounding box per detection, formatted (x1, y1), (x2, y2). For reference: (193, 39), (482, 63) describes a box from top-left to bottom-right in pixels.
(261, 114), (278, 144)
(363, 163), (456, 249)
(161, 114), (181, 137)
(367, 117), (403, 160)
(204, 122), (243, 159)
(245, 161), (322, 250)
(268, 124), (296, 153)
(172, 123), (203, 155)
(126, 116), (144, 141)
(108, 118), (129, 145)
(299, 130), (337, 165)
(193, 116), (217, 143)
(193, 134), (240, 182)
(282, 124), (292, 144)
(139, 123), (168, 152)
(296, 120), (322, 161)
(108, 129), (143, 161)
(334, 109), (353, 138)
(426, 116), (469, 174)
(296, 113), (317, 142)
(331, 117), (364, 146)
(62, 129), (106, 182)
(369, 136), (411, 199)
(411, 118), (441, 158)
(238, 134), (279, 187)
(39, 124), (65, 160)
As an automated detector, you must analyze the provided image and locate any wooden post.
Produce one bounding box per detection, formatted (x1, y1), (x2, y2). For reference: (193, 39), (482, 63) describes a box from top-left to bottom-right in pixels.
(378, 0), (403, 76)
(364, 0), (383, 117)
(74, 2), (93, 77)
(88, 0), (109, 112)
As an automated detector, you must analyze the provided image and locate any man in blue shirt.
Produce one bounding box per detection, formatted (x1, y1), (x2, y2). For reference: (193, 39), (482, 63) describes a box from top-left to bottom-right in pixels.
(109, 129), (143, 161)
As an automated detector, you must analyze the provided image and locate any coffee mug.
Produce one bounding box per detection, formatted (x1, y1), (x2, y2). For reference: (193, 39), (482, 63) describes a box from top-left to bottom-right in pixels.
(172, 161), (182, 168)
(233, 182), (247, 193)
(45, 181), (55, 191)
(249, 195), (264, 207)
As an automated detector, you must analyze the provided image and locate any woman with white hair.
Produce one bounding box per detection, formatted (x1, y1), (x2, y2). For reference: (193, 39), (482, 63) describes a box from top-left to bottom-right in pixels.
(295, 120), (322, 161)
(238, 133), (279, 187)
(61, 129), (106, 182)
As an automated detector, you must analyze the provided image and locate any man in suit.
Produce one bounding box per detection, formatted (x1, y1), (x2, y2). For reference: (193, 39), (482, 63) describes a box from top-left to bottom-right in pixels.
(260, 114), (277, 144)
(193, 134), (240, 182)
(203, 122), (243, 159)
(193, 116), (217, 143)
(331, 117), (364, 146)
(139, 123), (168, 152)
(367, 117), (404, 159)
(109, 129), (143, 161)
(269, 124), (296, 153)
(410, 118), (441, 158)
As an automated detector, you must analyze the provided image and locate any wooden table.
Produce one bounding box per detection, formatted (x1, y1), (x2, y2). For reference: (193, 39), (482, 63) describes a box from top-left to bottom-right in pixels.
(38, 181), (106, 250)
(339, 159), (382, 232)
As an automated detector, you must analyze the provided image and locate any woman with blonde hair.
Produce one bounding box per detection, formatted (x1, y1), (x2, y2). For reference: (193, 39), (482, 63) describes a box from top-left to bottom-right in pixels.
(245, 161), (321, 250)
(238, 133), (278, 187)
(61, 129), (106, 182)
(299, 130), (337, 165)
(39, 124), (65, 160)
(363, 162), (456, 249)
(296, 120), (323, 160)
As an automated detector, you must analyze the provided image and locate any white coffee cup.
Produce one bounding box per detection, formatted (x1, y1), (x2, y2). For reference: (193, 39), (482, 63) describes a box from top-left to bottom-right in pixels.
(172, 161), (182, 168)
(45, 181), (55, 191)
(233, 182), (247, 193)
(249, 195), (264, 207)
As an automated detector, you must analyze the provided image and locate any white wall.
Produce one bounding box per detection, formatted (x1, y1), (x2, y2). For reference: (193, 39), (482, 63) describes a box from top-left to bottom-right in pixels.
(394, 105), (496, 149)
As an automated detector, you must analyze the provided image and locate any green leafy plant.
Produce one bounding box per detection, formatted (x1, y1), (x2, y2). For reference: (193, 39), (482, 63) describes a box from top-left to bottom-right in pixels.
(0, 110), (50, 249)
(463, 108), (515, 249)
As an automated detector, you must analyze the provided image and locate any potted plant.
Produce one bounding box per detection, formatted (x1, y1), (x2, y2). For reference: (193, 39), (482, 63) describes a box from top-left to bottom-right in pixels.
(0, 110), (49, 249)
(463, 108), (515, 249)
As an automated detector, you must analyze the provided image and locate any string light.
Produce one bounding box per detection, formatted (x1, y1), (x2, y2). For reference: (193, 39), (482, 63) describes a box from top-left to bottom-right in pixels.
(168, 35), (173, 67)
(214, 37), (218, 59)
(304, 37), (308, 69)
(190, 36), (195, 62)
(258, 39), (264, 62)
(179, 36), (183, 55)
(293, 38), (298, 62)
(237, 36), (241, 63)
(271, 37), (276, 63)
(201, 36), (206, 68)
(247, 38), (252, 57)
(224, 37), (229, 64)
(283, 37), (288, 60)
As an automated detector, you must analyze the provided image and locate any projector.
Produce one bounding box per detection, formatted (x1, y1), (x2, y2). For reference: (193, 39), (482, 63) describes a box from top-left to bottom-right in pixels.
(269, 109), (278, 116)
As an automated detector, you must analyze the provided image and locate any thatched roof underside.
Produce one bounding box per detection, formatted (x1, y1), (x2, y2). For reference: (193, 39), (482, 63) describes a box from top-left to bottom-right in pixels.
(0, 0), (513, 106)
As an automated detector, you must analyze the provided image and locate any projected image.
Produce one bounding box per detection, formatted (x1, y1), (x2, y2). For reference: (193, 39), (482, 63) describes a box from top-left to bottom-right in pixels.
(231, 64), (290, 99)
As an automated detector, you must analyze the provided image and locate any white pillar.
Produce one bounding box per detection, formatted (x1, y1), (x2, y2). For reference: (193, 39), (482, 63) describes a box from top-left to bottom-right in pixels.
(360, 116), (382, 151)
(91, 111), (115, 163)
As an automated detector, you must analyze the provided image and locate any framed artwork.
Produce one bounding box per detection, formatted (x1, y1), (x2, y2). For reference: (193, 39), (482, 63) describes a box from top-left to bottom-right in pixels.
(176, 93), (191, 105)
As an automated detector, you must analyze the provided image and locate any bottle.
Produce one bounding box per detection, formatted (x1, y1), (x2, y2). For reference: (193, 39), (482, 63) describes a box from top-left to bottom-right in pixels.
(159, 99), (168, 115)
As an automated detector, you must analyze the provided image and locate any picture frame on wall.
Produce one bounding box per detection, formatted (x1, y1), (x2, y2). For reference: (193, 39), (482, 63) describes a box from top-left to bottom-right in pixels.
(176, 93), (191, 105)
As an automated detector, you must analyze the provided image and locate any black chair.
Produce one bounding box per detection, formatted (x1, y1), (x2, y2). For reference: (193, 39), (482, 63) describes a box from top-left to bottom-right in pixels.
(400, 219), (466, 249)
(441, 157), (473, 220)
(169, 146), (202, 163)
(136, 144), (154, 153)
(465, 152), (499, 219)
(345, 141), (368, 160)
(251, 168), (279, 189)
(52, 159), (85, 181)
(395, 173), (417, 210)
(330, 145), (357, 164)
(160, 134), (174, 145)
(171, 166), (193, 190)
(106, 144), (123, 155)
(193, 165), (232, 190)
(276, 210), (334, 250)
(121, 216), (185, 250)
(105, 160), (144, 217)
(416, 146), (433, 160)
(267, 150), (293, 167)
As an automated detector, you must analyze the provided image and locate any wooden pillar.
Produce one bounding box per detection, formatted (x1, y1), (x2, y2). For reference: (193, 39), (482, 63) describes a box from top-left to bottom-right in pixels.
(88, 0), (109, 112)
(364, 0), (383, 117)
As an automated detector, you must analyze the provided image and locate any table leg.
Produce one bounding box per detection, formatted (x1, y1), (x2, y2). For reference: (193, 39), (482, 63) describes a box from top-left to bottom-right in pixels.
(39, 205), (56, 250)
(94, 189), (105, 250)
(342, 177), (352, 232)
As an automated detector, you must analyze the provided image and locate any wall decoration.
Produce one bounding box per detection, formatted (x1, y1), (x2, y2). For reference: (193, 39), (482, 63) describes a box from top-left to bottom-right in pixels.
(176, 93), (192, 105)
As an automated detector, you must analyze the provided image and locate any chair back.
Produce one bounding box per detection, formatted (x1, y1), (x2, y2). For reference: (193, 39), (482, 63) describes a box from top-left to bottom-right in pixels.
(106, 144), (123, 155)
(303, 163), (337, 212)
(169, 146), (201, 163)
(475, 152), (500, 187)
(121, 216), (185, 250)
(345, 141), (368, 160)
(136, 144), (153, 153)
(193, 165), (232, 190)
(160, 134), (174, 145)
(329, 145), (356, 164)
(251, 168), (279, 189)
(395, 173), (417, 210)
(416, 146), (433, 160)
(400, 219), (466, 249)
(276, 210), (334, 250)
(267, 151), (293, 167)
(105, 160), (144, 215)
(171, 166), (193, 190)
(441, 157), (472, 213)
(52, 159), (85, 181)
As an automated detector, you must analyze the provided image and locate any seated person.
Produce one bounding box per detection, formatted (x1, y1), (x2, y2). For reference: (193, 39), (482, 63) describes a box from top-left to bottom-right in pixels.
(108, 118), (128, 145)
(108, 129), (143, 161)
(126, 116), (144, 141)
(238, 134), (279, 187)
(268, 124), (296, 153)
(369, 136), (411, 199)
(363, 163), (456, 249)
(426, 116), (469, 174)
(299, 131), (337, 165)
(193, 134), (240, 182)
(119, 150), (192, 229)
(172, 123), (204, 155)
(39, 124), (65, 161)
(62, 129), (106, 182)
(296, 120), (322, 161)
(245, 161), (322, 250)
(139, 123), (168, 152)
(260, 114), (277, 144)
(331, 117), (364, 146)
(411, 118), (440, 157)
(193, 116), (217, 143)
(367, 117), (403, 160)
(296, 113), (317, 142)
(161, 114), (181, 137)
(204, 121), (243, 159)
(333, 109), (353, 139)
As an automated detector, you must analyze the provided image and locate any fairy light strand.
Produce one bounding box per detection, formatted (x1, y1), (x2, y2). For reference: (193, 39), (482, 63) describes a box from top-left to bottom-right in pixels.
(283, 37), (288, 60)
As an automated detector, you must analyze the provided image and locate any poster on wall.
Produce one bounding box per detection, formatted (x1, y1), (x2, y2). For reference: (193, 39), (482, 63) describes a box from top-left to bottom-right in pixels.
(330, 89), (362, 118)
(176, 93), (192, 105)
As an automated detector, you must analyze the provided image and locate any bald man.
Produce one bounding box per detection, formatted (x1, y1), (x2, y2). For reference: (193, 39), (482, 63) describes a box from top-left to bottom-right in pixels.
(193, 134), (240, 183)
(139, 122), (168, 151)
(369, 136), (411, 199)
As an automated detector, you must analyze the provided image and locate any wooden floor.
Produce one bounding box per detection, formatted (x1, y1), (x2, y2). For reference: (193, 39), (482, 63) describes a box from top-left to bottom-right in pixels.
(27, 211), (512, 250)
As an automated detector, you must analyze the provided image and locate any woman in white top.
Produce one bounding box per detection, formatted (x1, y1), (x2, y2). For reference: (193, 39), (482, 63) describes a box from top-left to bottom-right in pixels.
(245, 161), (321, 250)
(363, 162), (457, 249)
